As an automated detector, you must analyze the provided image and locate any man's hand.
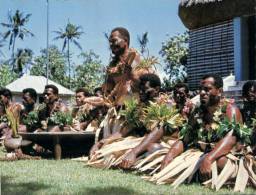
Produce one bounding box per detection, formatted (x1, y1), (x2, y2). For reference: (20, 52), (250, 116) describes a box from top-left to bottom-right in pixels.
(199, 154), (212, 181)
(160, 155), (173, 170)
(89, 142), (103, 160)
(107, 67), (119, 74)
(119, 151), (137, 169)
(72, 122), (81, 131)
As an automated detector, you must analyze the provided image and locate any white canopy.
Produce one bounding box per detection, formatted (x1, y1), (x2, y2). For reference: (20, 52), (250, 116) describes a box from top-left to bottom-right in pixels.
(6, 75), (74, 95)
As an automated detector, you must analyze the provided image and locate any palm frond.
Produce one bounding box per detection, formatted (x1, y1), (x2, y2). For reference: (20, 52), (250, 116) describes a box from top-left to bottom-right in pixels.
(73, 39), (82, 50)
(135, 56), (159, 70)
(3, 30), (11, 39)
(143, 101), (184, 131)
(1, 23), (13, 28)
(216, 117), (252, 145)
(22, 28), (34, 37)
(62, 38), (67, 52)
(5, 106), (20, 138)
(120, 98), (142, 128)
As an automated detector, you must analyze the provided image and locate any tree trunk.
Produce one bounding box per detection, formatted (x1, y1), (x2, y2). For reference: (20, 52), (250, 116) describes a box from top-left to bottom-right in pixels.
(68, 39), (71, 89)
(12, 37), (16, 72)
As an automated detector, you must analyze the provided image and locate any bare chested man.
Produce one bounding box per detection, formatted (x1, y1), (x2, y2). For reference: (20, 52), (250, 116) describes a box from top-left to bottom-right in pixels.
(119, 83), (189, 169)
(37, 84), (69, 132)
(0, 88), (22, 139)
(89, 73), (161, 159)
(161, 74), (243, 180)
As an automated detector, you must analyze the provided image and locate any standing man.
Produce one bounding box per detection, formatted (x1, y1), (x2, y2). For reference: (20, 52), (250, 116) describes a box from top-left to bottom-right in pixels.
(103, 27), (154, 106)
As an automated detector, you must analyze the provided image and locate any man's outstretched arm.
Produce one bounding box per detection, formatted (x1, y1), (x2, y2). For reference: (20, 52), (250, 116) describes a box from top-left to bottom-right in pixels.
(161, 140), (184, 170)
(119, 126), (165, 169)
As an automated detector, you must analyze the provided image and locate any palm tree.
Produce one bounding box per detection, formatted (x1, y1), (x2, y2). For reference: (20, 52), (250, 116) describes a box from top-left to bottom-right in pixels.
(137, 32), (149, 56)
(53, 21), (83, 88)
(0, 38), (5, 57)
(1, 10), (34, 70)
(11, 48), (33, 76)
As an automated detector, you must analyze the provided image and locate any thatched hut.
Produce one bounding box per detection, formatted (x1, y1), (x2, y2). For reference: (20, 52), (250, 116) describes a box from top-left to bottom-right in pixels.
(178, 0), (256, 89)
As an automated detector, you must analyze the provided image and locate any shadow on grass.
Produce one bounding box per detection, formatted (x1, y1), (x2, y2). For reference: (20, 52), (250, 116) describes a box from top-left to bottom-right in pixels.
(78, 186), (148, 195)
(1, 176), (52, 195)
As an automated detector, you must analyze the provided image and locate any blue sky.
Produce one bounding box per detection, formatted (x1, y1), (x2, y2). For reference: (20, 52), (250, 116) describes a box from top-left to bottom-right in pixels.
(0, 0), (186, 72)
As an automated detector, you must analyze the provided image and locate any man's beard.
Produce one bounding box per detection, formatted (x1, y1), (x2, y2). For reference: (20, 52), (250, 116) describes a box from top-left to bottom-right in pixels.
(201, 95), (220, 108)
(112, 47), (125, 57)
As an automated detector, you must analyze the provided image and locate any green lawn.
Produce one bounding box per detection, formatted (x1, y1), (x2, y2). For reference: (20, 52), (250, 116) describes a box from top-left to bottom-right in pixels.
(0, 146), (255, 195)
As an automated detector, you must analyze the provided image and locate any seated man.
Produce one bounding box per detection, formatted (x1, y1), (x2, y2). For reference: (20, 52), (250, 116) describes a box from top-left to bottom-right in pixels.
(119, 83), (189, 169)
(72, 88), (92, 131)
(240, 81), (256, 152)
(172, 83), (190, 113)
(37, 84), (69, 132)
(0, 88), (38, 158)
(0, 88), (23, 139)
(18, 88), (38, 132)
(89, 73), (161, 159)
(161, 74), (243, 179)
(241, 80), (256, 126)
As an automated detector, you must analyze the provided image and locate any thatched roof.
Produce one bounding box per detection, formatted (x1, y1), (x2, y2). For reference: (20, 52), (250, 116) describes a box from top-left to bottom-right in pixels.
(179, 0), (256, 29)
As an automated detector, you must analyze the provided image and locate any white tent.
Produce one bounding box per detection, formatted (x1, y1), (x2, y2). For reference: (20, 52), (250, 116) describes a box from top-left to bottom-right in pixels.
(6, 75), (74, 103)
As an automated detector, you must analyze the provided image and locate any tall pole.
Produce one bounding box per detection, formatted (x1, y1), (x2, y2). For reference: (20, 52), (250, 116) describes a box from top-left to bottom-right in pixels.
(46, 0), (49, 84)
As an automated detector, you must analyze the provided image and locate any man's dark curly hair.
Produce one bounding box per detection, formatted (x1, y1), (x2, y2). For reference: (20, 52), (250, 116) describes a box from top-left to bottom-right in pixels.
(22, 88), (38, 102)
(75, 88), (91, 97)
(45, 84), (59, 95)
(0, 88), (12, 100)
(202, 73), (223, 89)
(242, 81), (256, 97)
(111, 27), (130, 46)
(139, 73), (161, 88)
(174, 83), (189, 94)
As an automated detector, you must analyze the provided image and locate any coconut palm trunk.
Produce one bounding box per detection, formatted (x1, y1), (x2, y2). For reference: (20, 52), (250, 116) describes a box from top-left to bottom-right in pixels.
(53, 21), (83, 89)
(67, 39), (71, 89)
(11, 37), (16, 71)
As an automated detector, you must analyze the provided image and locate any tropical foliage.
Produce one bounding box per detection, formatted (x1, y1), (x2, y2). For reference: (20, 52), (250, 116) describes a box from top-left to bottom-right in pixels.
(216, 118), (252, 145)
(1, 10), (34, 70)
(74, 50), (104, 92)
(135, 56), (159, 71)
(22, 110), (40, 131)
(48, 111), (73, 127)
(54, 21), (83, 87)
(143, 101), (184, 131)
(160, 32), (189, 87)
(11, 48), (33, 75)
(5, 106), (20, 138)
(120, 98), (142, 128)
(0, 64), (18, 86)
(137, 32), (149, 56)
(30, 45), (69, 88)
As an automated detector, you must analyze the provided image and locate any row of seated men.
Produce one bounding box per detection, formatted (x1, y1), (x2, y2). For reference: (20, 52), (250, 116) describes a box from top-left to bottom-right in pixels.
(86, 74), (256, 191)
(0, 74), (255, 153)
